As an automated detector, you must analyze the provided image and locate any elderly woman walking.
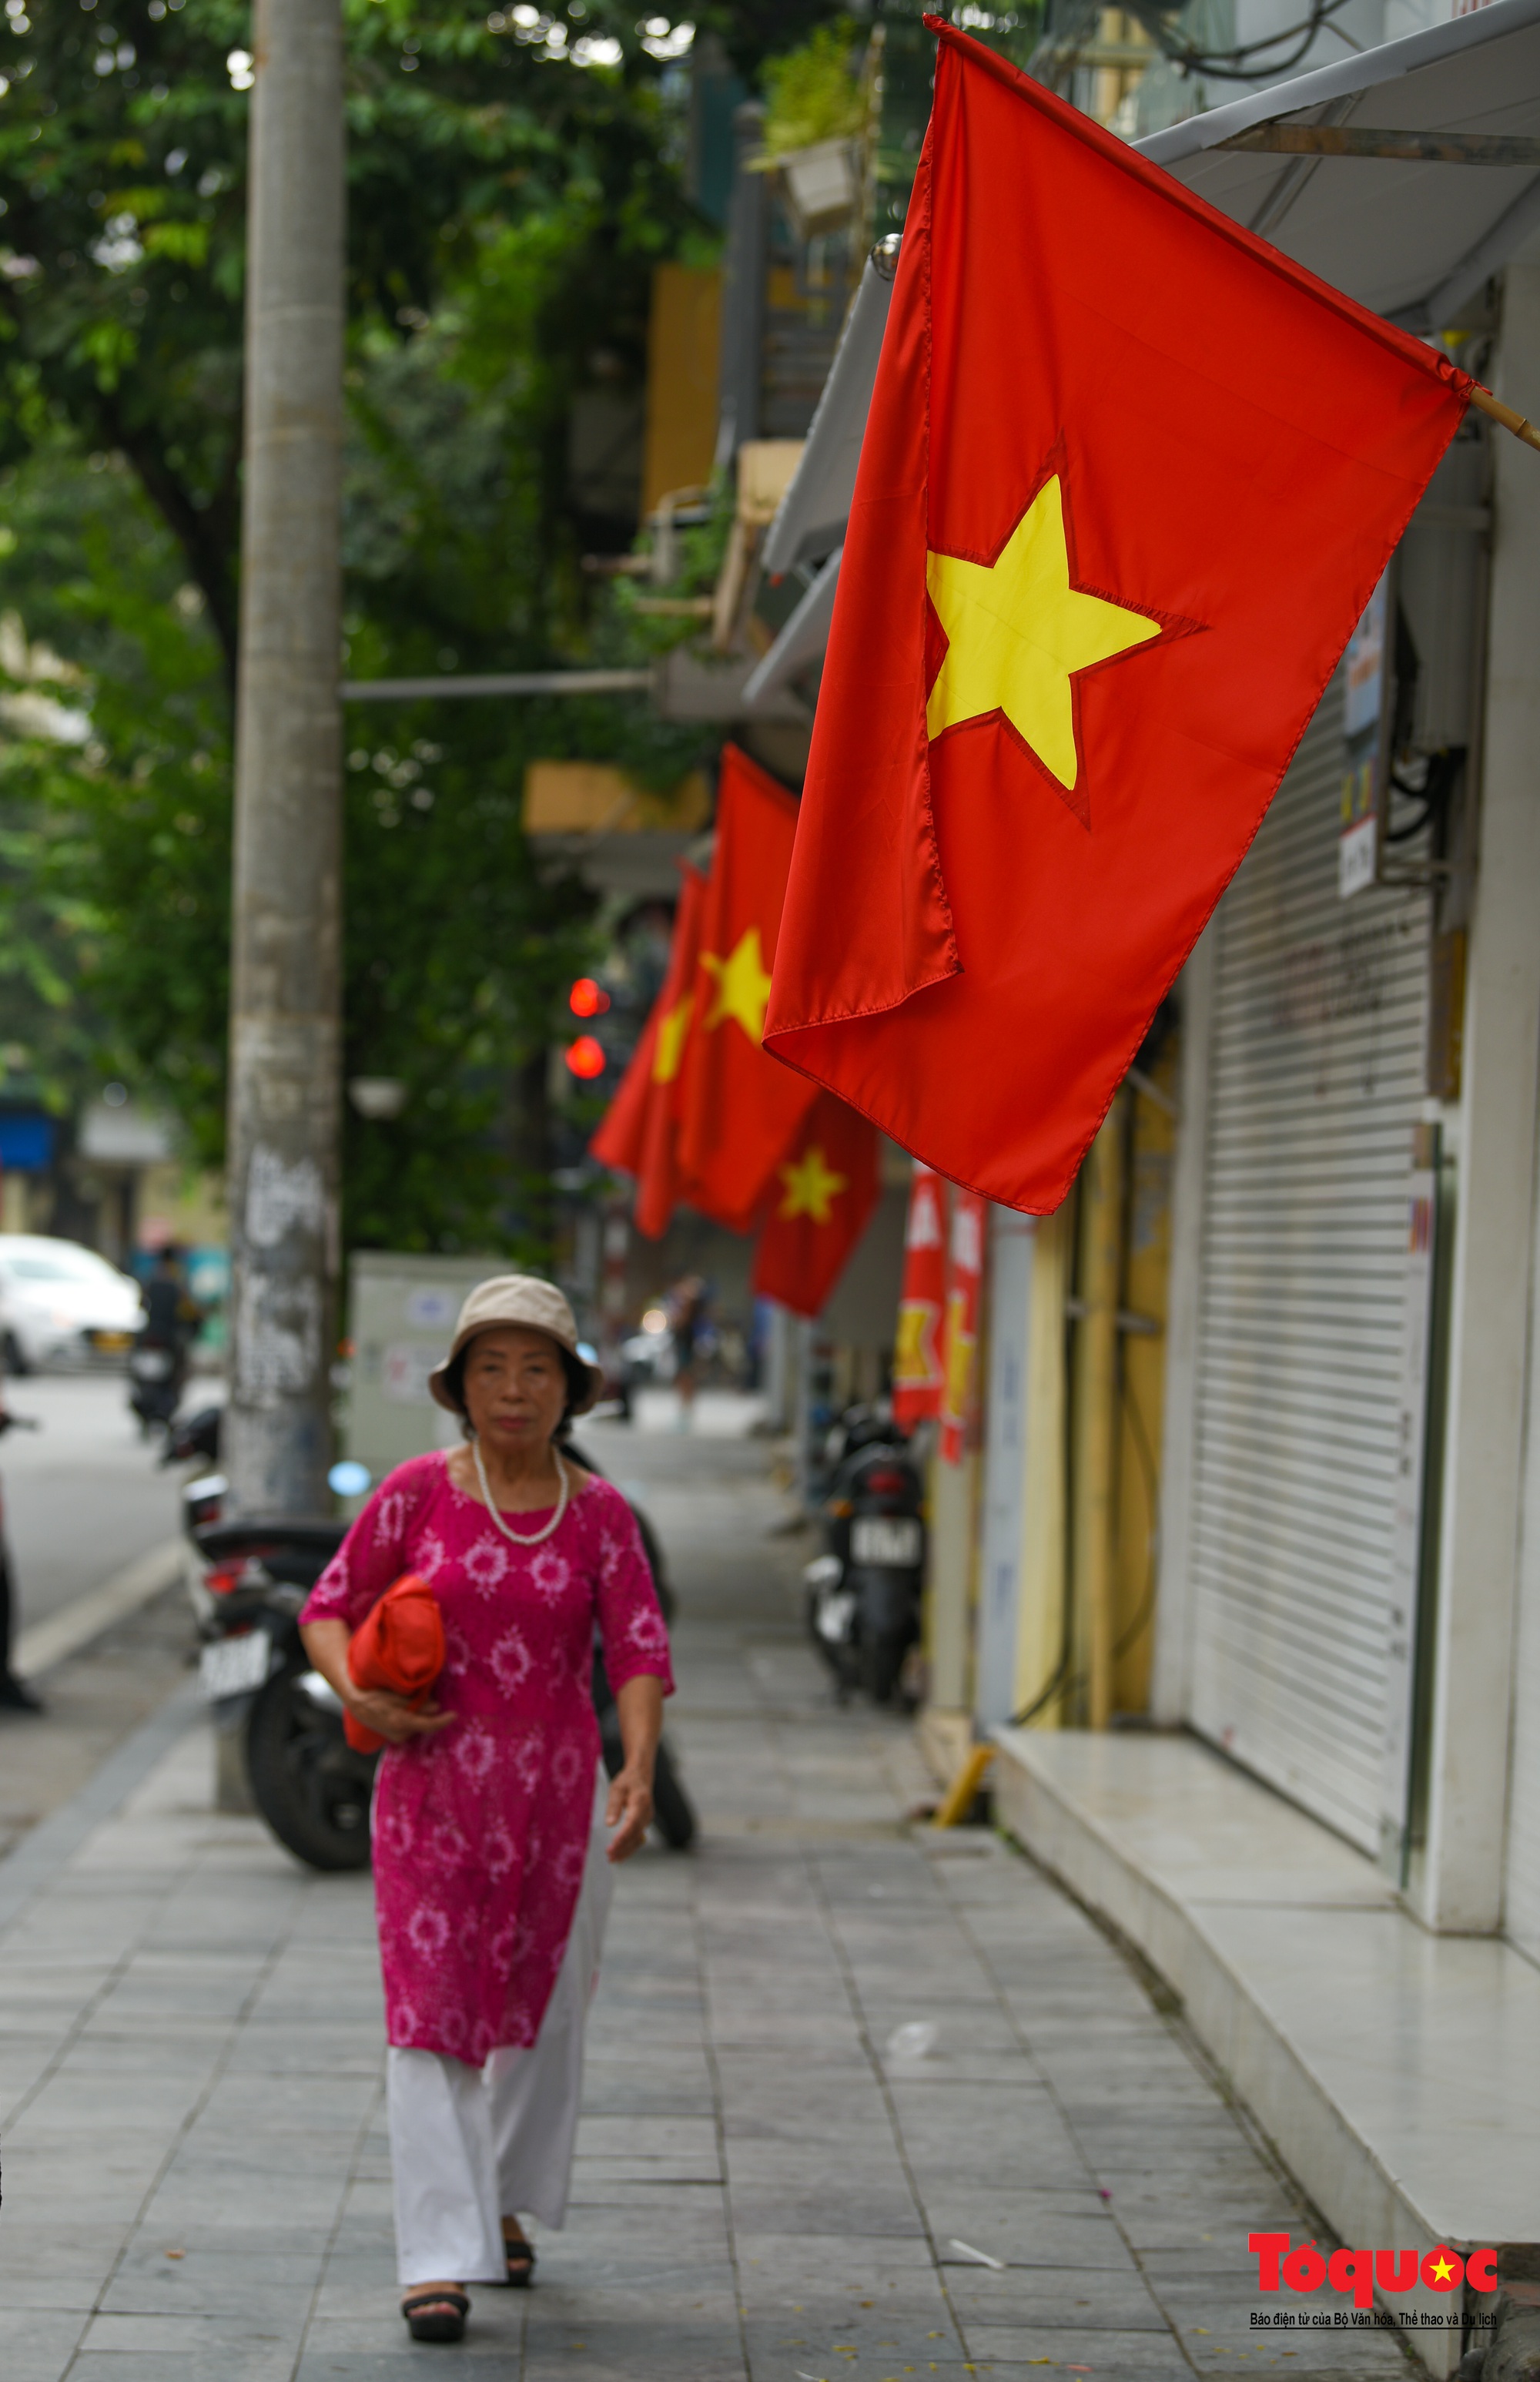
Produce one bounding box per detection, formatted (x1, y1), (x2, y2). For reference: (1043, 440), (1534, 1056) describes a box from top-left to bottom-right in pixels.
(300, 1276), (673, 2344)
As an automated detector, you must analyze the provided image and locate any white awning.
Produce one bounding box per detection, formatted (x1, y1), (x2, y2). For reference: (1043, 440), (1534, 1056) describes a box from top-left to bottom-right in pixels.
(1138, 0), (1540, 330)
(742, 548), (842, 712)
(759, 253), (896, 579)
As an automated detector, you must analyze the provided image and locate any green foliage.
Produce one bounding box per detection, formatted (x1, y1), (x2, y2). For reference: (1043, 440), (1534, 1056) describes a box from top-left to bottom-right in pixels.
(0, 0), (725, 1258)
(759, 21), (865, 157)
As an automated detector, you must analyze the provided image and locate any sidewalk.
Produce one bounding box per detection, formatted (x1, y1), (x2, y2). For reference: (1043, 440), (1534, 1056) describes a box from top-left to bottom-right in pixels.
(0, 1427), (1414, 2380)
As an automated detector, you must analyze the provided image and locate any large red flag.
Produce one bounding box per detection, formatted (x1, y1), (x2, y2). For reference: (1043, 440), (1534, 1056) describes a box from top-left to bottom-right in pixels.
(676, 745), (819, 1229)
(589, 864), (708, 1239)
(752, 1092), (879, 1319)
(892, 1163), (946, 1433)
(764, 22), (1469, 1212)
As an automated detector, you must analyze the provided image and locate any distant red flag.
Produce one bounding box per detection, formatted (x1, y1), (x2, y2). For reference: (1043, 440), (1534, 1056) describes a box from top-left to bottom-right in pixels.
(675, 745), (819, 1230)
(892, 1164), (946, 1432)
(634, 864), (707, 1238)
(588, 1010), (658, 1181)
(752, 1093), (880, 1320)
(764, 21), (1470, 1211)
(939, 1189), (985, 1466)
(588, 864), (708, 1240)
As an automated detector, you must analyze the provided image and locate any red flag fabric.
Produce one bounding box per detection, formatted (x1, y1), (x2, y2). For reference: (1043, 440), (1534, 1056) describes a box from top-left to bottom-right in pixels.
(589, 864), (708, 1239)
(892, 1163), (947, 1432)
(588, 1010), (658, 1182)
(939, 1190), (985, 1466)
(634, 863), (708, 1238)
(751, 1092), (880, 1319)
(676, 744), (819, 1229)
(763, 22), (1470, 1212)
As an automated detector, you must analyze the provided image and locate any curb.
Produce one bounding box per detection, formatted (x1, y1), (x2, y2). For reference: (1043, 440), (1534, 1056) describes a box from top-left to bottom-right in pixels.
(14, 1533), (185, 1679)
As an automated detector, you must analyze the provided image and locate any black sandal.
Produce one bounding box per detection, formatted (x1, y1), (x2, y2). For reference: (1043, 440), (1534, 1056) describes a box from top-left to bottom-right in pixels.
(503, 2230), (536, 2288)
(401, 2287), (470, 2342)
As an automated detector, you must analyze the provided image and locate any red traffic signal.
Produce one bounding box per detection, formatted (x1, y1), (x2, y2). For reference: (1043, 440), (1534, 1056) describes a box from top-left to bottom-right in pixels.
(564, 1034), (606, 1080)
(568, 977), (611, 1018)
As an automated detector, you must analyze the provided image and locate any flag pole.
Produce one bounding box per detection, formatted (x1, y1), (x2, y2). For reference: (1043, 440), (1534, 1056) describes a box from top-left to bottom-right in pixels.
(1470, 384), (1540, 454)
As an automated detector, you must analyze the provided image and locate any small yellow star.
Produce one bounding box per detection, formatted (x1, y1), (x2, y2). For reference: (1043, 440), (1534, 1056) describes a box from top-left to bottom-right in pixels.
(926, 474), (1160, 792)
(651, 990), (693, 1084)
(779, 1144), (847, 1225)
(1430, 2254), (1455, 2283)
(701, 926), (773, 1041)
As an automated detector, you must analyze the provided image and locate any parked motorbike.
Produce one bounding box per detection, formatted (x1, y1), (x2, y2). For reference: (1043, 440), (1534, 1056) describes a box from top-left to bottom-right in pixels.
(805, 1404), (926, 1706)
(186, 1439), (696, 1871)
(162, 1404), (223, 1468)
(128, 1332), (186, 1436)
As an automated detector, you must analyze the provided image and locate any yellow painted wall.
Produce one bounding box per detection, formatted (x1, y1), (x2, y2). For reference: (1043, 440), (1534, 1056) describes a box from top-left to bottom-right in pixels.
(522, 763), (711, 836)
(1010, 1198), (1073, 1727)
(641, 264), (721, 518)
(1113, 1040), (1179, 1714)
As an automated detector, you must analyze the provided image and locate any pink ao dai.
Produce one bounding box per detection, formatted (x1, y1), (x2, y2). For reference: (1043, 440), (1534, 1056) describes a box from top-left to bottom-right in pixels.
(301, 1452), (673, 2067)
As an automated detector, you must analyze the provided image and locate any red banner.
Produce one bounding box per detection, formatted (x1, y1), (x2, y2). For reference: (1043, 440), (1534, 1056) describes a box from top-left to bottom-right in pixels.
(939, 1190), (985, 1466)
(892, 1163), (947, 1432)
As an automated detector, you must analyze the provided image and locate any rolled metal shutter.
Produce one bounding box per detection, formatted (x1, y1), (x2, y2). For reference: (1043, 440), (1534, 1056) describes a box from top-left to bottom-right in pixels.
(1187, 680), (1433, 1854)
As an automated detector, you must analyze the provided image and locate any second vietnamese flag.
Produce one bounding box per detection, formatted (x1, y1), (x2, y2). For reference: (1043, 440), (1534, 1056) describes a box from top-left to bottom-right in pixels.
(675, 743), (819, 1230)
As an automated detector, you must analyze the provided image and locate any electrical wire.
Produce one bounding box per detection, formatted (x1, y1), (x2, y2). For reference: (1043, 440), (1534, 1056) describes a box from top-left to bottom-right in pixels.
(1030, 0), (1367, 91)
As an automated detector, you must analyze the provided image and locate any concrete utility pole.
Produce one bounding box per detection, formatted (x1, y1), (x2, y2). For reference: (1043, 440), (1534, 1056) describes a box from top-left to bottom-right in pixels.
(224, 0), (346, 1517)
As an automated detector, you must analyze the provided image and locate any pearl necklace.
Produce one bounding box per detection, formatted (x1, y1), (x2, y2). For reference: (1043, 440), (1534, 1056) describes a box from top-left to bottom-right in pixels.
(470, 1435), (571, 1548)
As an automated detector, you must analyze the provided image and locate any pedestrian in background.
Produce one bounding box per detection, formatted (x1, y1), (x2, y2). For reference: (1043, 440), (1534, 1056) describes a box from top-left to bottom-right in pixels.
(668, 1272), (708, 1430)
(299, 1275), (672, 2345)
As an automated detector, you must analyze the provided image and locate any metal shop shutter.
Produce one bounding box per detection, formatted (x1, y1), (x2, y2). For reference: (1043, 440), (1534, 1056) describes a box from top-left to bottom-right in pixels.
(1187, 682), (1433, 1855)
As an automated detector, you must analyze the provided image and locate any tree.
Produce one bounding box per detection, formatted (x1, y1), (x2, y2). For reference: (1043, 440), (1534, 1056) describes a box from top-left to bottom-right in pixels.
(0, 0), (732, 1254)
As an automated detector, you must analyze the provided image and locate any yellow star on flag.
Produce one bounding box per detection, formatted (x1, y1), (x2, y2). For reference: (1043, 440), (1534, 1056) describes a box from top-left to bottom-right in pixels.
(701, 927), (773, 1042)
(651, 991), (693, 1084)
(778, 1144), (847, 1225)
(926, 474), (1160, 792)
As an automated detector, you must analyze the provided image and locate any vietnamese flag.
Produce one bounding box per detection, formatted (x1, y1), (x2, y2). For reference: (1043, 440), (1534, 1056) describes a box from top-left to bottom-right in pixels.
(764, 22), (1470, 1212)
(675, 744), (819, 1229)
(892, 1162), (946, 1433)
(752, 1092), (880, 1320)
(590, 863), (708, 1239)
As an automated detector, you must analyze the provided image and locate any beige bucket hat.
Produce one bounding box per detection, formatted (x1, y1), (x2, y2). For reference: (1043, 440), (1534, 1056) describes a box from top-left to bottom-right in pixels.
(427, 1275), (602, 1416)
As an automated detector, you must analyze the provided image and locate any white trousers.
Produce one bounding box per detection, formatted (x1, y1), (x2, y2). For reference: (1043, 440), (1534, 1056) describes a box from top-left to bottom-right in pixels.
(388, 1770), (613, 2287)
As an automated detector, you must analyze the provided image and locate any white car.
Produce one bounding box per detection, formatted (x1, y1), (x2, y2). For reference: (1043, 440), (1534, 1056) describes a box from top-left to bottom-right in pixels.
(0, 1235), (147, 1374)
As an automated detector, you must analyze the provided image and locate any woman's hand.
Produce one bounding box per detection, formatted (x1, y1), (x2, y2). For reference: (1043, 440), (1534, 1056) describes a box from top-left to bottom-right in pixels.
(299, 1616), (454, 1747)
(606, 1673), (665, 1861)
(604, 1761), (654, 1863)
(346, 1686), (454, 1745)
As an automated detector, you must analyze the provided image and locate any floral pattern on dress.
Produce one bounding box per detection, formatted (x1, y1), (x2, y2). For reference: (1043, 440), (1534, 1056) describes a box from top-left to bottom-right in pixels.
(300, 1451), (673, 2067)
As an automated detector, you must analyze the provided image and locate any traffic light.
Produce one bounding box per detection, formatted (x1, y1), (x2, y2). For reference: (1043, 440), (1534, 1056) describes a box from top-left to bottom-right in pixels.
(568, 977), (611, 1018)
(564, 1034), (606, 1080)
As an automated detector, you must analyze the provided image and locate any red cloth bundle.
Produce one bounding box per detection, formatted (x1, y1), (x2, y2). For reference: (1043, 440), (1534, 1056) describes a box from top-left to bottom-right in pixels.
(344, 1573), (445, 1753)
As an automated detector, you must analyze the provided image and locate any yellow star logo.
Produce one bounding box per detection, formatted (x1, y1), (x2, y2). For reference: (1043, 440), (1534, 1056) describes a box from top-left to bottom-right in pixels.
(778, 1144), (847, 1226)
(1430, 2255), (1455, 2284)
(651, 991), (693, 1084)
(701, 927), (773, 1043)
(926, 474), (1161, 796)
(895, 1298), (939, 1387)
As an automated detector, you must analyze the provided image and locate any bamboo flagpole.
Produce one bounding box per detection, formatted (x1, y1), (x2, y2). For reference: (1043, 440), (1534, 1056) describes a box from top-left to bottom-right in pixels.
(1470, 384), (1540, 454)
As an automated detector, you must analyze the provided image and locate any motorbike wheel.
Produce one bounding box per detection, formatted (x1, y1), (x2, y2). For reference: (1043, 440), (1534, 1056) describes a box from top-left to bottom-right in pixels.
(861, 1628), (911, 1707)
(651, 1738), (696, 1851)
(246, 1667), (376, 1872)
(3, 1332), (31, 1378)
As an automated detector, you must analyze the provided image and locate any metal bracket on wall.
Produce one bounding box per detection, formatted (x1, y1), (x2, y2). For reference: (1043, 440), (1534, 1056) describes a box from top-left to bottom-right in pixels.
(1217, 126), (1540, 166)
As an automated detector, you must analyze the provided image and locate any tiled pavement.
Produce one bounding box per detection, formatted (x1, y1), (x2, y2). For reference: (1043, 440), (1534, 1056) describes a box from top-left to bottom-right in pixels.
(0, 1426), (1415, 2380)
